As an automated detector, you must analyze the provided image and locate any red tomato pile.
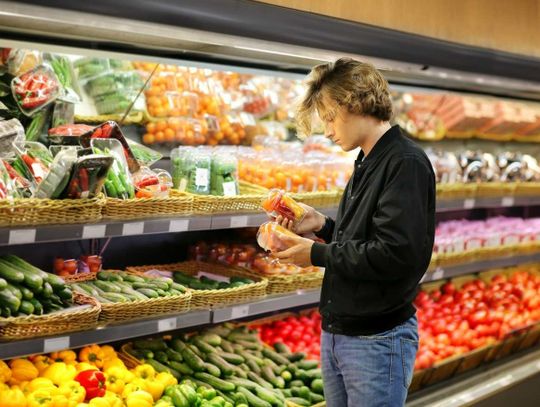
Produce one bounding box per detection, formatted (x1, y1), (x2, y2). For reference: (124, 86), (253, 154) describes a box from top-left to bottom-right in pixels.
(415, 269), (540, 370)
(253, 310), (322, 360)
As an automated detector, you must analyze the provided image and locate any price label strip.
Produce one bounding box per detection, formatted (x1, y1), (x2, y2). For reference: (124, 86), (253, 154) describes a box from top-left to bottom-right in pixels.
(122, 222), (144, 236)
(43, 336), (70, 353)
(230, 216), (248, 228)
(432, 267), (445, 281)
(157, 317), (177, 332)
(501, 196), (514, 207)
(82, 224), (107, 239)
(463, 199), (475, 209)
(169, 219), (189, 232)
(9, 229), (36, 245)
(230, 305), (250, 319)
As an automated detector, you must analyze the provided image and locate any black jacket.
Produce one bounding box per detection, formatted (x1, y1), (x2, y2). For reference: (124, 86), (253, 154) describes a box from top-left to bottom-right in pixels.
(311, 125), (436, 336)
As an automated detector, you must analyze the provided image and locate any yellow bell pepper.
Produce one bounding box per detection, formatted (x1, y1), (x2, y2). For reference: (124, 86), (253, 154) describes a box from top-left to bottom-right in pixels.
(42, 363), (77, 386)
(103, 391), (123, 407)
(31, 355), (53, 375)
(75, 404), (89, 407)
(78, 345), (104, 369)
(57, 380), (86, 405)
(28, 378), (57, 393)
(75, 363), (98, 373)
(125, 390), (153, 407)
(9, 359), (39, 384)
(27, 388), (55, 407)
(142, 379), (164, 401)
(133, 364), (155, 380)
(105, 376), (124, 395)
(50, 350), (77, 365)
(121, 382), (144, 399)
(0, 359), (12, 383)
(87, 398), (110, 407)
(0, 387), (27, 407)
(155, 372), (177, 388)
(99, 346), (117, 362)
(51, 395), (69, 407)
(102, 359), (124, 371)
(154, 398), (174, 407)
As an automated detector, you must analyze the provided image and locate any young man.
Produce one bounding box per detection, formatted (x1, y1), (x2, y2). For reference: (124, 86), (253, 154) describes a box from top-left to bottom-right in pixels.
(273, 58), (436, 406)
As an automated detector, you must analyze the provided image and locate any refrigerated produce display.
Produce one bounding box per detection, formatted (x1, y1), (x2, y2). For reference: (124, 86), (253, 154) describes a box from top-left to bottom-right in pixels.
(1, 2), (540, 406)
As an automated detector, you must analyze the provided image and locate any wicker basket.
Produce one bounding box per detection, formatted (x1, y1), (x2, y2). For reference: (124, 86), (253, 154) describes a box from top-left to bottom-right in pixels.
(0, 195), (105, 227)
(74, 111), (144, 125)
(476, 182), (516, 198)
(436, 183), (477, 200)
(514, 182), (540, 196)
(0, 292), (100, 340)
(291, 189), (342, 208)
(102, 193), (194, 220)
(65, 272), (192, 323)
(119, 343), (143, 369)
(239, 267), (325, 295)
(189, 182), (268, 214)
(127, 261), (267, 309)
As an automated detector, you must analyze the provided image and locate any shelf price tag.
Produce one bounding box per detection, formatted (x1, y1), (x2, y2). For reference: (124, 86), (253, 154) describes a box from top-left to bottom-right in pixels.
(432, 267), (445, 281)
(8, 229), (36, 245)
(122, 222), (144, 236)
(169, 219), (189, 232)
(230, 216), (248, 228)
(463, 199), (475, 209)
(157, 317), (177, 332)
(501, 196), (514, 207)
(230, 305), (250, 319)
(82, 224), (106, 239)
(43, 336), (70, 353)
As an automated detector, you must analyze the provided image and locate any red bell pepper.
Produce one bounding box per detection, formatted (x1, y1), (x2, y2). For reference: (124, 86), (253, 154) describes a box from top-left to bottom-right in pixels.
(75, 369), (106, 401)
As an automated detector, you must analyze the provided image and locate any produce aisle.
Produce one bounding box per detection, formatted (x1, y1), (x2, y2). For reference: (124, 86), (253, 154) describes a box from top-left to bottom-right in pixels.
(1, 2), (540, 407)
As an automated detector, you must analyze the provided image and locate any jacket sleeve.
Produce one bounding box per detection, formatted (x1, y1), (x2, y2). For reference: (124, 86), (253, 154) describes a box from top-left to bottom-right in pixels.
(314, 216), (335, 243)
(310, 155), (434, 281)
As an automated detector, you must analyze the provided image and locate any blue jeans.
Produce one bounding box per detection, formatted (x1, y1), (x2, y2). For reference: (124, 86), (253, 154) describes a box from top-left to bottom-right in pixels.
(321, 315), (418, 407)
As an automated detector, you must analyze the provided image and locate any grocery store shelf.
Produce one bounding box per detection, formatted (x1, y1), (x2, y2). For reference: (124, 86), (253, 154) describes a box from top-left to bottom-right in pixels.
(436, 195), (540, 212)
(0, 288), (321, 360)
(212, 288), (321, 323)
(421, 252), (540, 283)
(0, 207), (339, 246)
(406, 347), (540, 407)
(0, 309), (211, 360)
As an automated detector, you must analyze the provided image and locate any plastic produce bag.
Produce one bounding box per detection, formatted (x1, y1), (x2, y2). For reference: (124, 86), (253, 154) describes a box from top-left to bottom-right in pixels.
(5, 49), (42, 76)
(211, 150), (239, 196)
(91, 138), (135, 200)
(73, 57), (110, 82)
(132, 166), (172, 198)
(0, 118), (25, 159)
(186, 147), (211, 194)
(257, 221), (300, 252)
(2, 159), (32, 197)
(126, 138), (162, 167)
(261, 189), (306, 225)
(61, 154), (113, 199)
(51, 100), (75, 128)
(47, 54), (82, 103)
(0, 159), (19, 199)
(48, 123), (94, 145)
(171, 146), (193, 191)
(84, 71), (144, 98)
(11, 64), (61, 116)
(80, 121), (140, 173)
(35, 148), (77, 199)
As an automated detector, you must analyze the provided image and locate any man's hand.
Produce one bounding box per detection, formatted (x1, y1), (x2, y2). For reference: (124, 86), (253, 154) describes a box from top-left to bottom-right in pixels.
(272, 232), (315, 268)
(275, 202), (326, 235)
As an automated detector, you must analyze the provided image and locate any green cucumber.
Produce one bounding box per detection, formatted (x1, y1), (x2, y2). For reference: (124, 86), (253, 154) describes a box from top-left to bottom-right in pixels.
(154, 351), (168, 364)
(56, 287), (73, 300)
(296, 360), (319, 370)
(0, 289), (20, 313)
(194, 337), (217, 354)
(97, 271), (123, 282)
(168, 361), (194, 375)
(220, 351), (244, 365)
(182, 346), (206, 372)
(286, 397), (310, 406)
(305, 368), (322, 380)
(246, 359), (261, 374)
(122, 274), (145, 283)
(0, 259), (25, 284)
(289, 380), (304, 388)
(236, 387), (271, 407)
(273, 342), (291, 354)
(171, 338), (187, 353)
(204, 362), (221, 377)
(311, 393), (324, 403)
(262, 348), (290, 366)
(165, 347), (184, 362)
(93, 280), (122, 293)
(146, 359), (181, 380)
(15, 284), (34, 300)
(287, 352), (306, 363)
(311, 378), (324, 394)
(133, 338), (167, 351)
(6, 284), (22, 300)
(207, 353), (234, 376)
(136, 288), (159, 298)
(228, 377), (260, 391)
(0, 278), (6, 290)
(255, 386), (283, 406)
(194, 372), (235, 392)
(18, 300), (34, 315)
(200, 333), (222, 346)
(247, 372), (274, 390)
(229, 276), (255, 284)
(178, 384), (198, 405)
(29, 298), (43, 315)
(99, 292), (129, 302)
(170, 282), (186, 292)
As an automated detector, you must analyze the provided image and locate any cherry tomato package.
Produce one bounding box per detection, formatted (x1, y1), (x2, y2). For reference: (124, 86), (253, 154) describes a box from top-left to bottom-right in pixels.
(47, 123), (95, 145)
(261, 189), (307, 225)
(80, 121), (140, 173)
(257, 221), (300, 252)
(132, 167), (172, 198)
(11, 64), (61, 116)
(60, 154), (113, 199)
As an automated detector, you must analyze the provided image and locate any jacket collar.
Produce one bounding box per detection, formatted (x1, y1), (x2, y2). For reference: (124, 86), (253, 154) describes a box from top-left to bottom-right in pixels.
(356, 125), (401, 163)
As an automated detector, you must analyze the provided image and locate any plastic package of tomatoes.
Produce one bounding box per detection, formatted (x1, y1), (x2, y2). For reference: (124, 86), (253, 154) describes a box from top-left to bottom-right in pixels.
(11, 64), (61, 116)
(257, 221), (299, 252)
(261, 189), (307, 225)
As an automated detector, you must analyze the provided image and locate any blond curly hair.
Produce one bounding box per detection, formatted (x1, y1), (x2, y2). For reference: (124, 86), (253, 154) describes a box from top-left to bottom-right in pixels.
(296, 58), (393, 136)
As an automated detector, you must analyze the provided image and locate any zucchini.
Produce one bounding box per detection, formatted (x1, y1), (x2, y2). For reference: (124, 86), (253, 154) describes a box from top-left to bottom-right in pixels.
(236, 387), (271, 407)
(3, 261), (43, 290)
(2, 255), (48, 278)
(194, 372), (235, 392)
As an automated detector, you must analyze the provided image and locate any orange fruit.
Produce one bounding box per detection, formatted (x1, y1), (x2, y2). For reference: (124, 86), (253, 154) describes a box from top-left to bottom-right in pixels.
(142, 133), (155, 144)
(156, 121), (167, 131)
(146, 122), (156, 133)
(155, 131), (165, 143)
(164, 128), (175, 142)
